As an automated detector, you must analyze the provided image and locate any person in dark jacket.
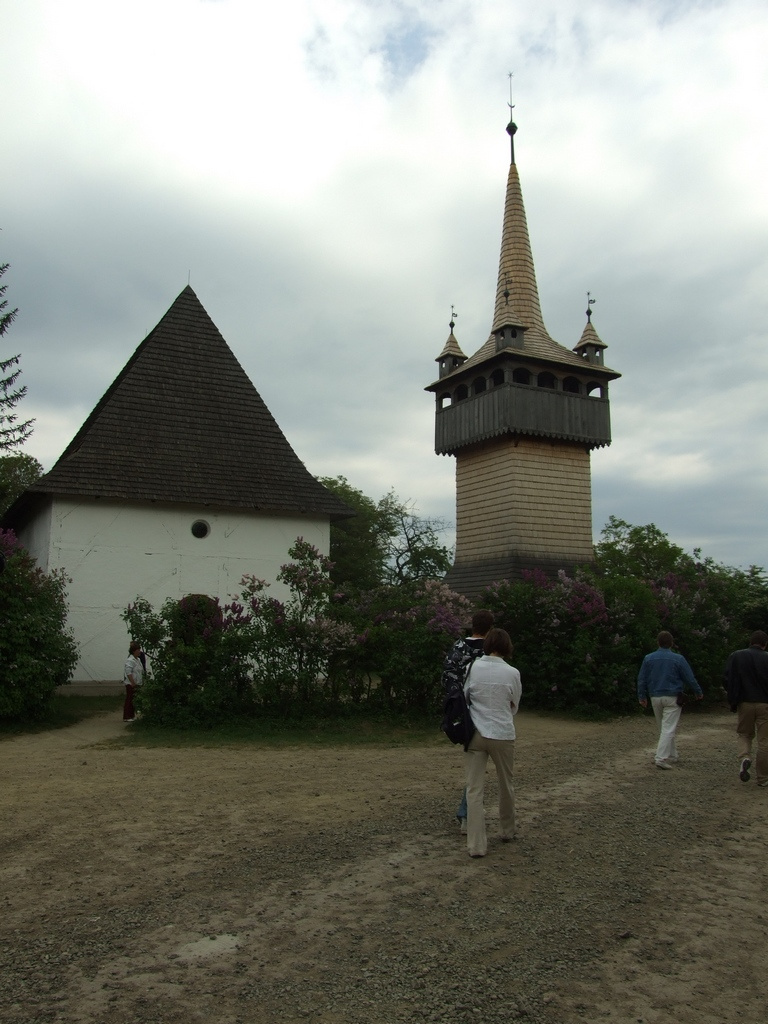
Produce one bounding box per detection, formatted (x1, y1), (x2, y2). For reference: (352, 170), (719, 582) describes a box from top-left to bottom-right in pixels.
(638, 631), (702, 769)
(724, 630), (768, 786)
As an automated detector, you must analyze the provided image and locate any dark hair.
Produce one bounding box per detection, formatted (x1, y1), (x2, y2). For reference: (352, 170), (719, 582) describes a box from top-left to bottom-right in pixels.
(471, 609), (494, 635)
(750, 630), (768, 647)
(483, 627), (513, 659)
(129, 641), (141, 654)
(657, 631), (674, 648)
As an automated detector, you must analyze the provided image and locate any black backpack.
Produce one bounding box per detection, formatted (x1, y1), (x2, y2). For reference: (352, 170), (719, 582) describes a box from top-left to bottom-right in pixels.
(440, 638), (482, 750)
(441, 679), (476, 751)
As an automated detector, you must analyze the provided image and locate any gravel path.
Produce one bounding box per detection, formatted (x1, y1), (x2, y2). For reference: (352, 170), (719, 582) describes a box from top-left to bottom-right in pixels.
(1, 707), (766, 1024)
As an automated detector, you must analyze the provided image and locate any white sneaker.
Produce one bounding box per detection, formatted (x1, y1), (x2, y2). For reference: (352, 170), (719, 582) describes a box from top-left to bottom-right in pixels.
(655, 760), (672, 770)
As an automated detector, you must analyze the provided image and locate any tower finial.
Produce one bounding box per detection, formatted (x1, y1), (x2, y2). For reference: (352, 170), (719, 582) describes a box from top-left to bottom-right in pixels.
(506, 72), (517, 163)
(450, 305), (458, 332)
(586, 291), (596, 321)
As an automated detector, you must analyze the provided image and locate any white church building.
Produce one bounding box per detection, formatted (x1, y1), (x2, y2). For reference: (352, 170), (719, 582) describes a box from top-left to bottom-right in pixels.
(2, 287), (351, 684)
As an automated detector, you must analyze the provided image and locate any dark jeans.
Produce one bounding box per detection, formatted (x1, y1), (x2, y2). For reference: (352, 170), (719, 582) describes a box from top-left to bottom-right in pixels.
(123, 684), (136, 721)
(456, 787), (467, 820)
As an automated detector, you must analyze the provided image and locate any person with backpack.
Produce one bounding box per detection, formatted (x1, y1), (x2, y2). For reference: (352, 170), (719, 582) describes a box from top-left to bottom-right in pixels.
(463, 627), (521, 858)
(442, 609), (494, 833)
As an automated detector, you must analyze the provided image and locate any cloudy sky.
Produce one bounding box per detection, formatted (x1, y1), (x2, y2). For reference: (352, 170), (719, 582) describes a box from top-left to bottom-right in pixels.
(2, 0), (767, 570)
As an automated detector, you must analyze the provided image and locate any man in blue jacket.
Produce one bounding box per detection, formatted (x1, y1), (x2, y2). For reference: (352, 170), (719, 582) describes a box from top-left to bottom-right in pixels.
(724, 630), (768, 786)
(638, 631), (703, 769)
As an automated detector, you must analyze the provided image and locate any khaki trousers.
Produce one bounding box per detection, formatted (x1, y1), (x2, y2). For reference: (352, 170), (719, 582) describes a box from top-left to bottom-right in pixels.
(464, 733), (516, 857)
(737, 702), (768, 784)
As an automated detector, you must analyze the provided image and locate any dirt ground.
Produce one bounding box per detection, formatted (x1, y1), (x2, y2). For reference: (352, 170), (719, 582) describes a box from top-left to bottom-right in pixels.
(1, 705), (766, 1024)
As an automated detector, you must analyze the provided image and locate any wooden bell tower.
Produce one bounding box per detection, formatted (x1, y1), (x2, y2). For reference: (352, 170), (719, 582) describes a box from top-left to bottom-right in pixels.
(426, 114), (620, 597)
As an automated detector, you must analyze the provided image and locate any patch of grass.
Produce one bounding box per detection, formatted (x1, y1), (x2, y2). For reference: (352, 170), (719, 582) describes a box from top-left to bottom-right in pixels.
(113, 712), (446, 749)
(0, 694), (123, 738)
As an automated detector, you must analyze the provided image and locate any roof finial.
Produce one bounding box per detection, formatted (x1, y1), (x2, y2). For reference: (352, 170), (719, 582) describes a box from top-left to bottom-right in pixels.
(586, 291), (596, 321)
(506, 71), (518, 163)
(450, 304), (458, 332)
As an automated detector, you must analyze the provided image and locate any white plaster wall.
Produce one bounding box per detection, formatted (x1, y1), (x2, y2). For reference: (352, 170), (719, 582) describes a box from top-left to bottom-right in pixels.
(35, 499), (330, 682)
(14, 500), (53, 571)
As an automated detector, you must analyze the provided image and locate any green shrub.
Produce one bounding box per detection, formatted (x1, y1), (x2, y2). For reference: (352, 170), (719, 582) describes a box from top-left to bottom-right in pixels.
(332, 579), (471, 712)
(0, 529), (78, 721)
(124, 593), (254, 727)
(481, 570), (657, 716)
(124, 539), (357, 726)
(479, 520), (768, 714)
(123, 540), (471, 725)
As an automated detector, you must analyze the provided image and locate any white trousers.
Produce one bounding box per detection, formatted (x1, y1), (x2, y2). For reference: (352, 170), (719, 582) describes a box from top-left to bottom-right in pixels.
(464, 734), (516, 857)
(651, 695), (682, 764)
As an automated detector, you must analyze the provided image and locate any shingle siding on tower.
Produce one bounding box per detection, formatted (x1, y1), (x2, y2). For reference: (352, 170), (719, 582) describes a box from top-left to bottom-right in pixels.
(452, 437), (593, 559)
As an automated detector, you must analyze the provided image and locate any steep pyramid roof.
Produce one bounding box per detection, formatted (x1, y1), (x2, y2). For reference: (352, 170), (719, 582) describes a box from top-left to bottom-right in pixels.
(25, 287), (351, 519)
(573, 314), (608, 355)
(436, 327), (466, 362)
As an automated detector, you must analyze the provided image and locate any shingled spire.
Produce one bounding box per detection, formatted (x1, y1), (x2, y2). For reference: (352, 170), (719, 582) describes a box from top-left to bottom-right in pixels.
(491, 159), (548, 339)
(25, 287), (350, 519)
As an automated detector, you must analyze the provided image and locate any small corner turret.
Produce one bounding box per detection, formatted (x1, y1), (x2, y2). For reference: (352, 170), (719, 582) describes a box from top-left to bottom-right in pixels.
(435, 309), (467, 379)
(573, 293), (608, 367)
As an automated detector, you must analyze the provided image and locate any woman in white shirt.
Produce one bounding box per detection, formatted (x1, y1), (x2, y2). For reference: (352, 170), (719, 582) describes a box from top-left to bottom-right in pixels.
(463, 627), (522, 858)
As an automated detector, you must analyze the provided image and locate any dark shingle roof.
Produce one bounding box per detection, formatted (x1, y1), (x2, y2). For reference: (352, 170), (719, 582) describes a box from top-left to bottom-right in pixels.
(26, 287), (351, 519)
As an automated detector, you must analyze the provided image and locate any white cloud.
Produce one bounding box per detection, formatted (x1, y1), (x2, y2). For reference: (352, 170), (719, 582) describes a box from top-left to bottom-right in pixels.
(2, 0), (768, 570)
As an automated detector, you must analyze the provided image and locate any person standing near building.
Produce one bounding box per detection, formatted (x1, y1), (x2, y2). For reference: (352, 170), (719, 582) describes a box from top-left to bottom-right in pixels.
(637, 631), (703, 769)
(123, 640), (144, 722)
(724, 630), (768, 787)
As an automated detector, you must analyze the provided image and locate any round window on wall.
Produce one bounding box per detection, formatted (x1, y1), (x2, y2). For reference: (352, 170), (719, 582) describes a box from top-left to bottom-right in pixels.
(191, 519), (210, 539)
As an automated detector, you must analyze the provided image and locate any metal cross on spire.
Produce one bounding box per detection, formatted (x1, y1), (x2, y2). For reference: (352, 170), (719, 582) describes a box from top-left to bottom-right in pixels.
(506, 71), (518, 162)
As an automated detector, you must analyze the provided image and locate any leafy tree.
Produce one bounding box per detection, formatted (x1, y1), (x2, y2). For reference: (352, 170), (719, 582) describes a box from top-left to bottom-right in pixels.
(0, 528), (79, 720)
(0, 264), (34, 452)
(593, 516), (768, 688)
(0, 452), (43, 514)
(381, 493), (452, 584)
(319, 476), (397, 591)
(594, 516), (695, 581)
(319, 476), (452, 590)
